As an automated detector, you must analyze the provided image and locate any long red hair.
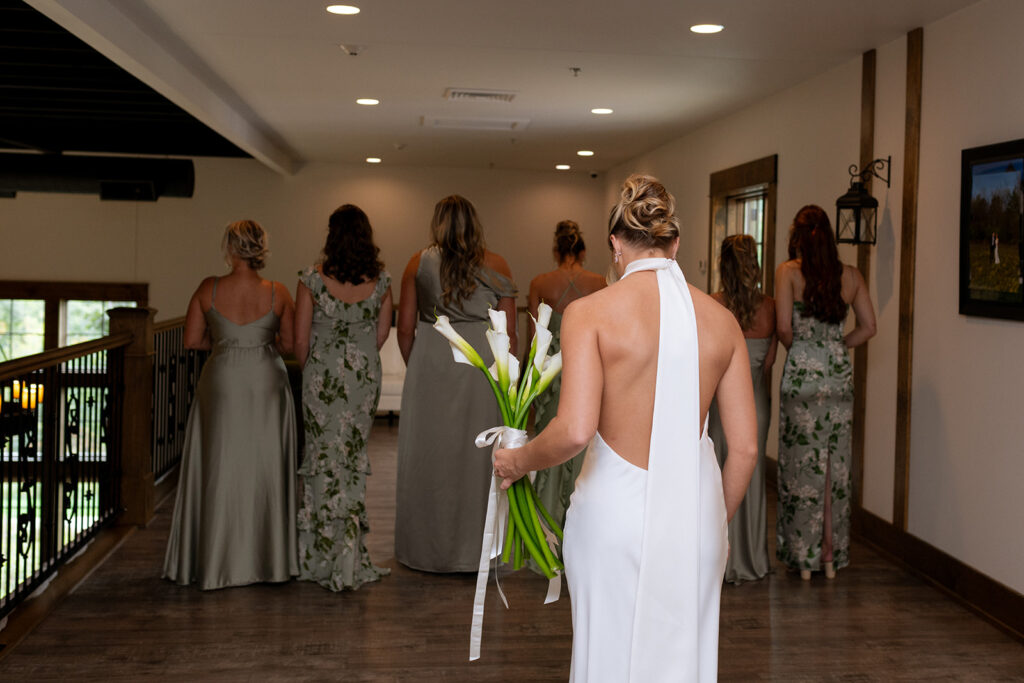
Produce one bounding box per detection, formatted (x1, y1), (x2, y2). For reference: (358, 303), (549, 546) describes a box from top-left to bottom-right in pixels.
(788, 205), (846, 324)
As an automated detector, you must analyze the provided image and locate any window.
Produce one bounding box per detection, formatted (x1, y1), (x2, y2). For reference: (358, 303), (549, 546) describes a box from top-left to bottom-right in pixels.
(0, 282), (147, 361)
(0, 299), (45, 361)
(708, 156), (778, 295)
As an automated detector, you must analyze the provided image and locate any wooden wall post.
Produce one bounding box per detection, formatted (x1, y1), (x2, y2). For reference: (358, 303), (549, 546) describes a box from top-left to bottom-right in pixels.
(108, 307), (156, 527)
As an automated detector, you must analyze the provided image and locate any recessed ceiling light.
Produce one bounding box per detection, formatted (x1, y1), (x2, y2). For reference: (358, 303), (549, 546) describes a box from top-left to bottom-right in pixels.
(591, 108), (613, 115)
(356, 98), (379, 106)
(577, 150), (594, 157)
(556, 164), (571, 170)
(690, 24), (723, 34)
(326, 5), (360, 15)
(366, 157), (381, 164)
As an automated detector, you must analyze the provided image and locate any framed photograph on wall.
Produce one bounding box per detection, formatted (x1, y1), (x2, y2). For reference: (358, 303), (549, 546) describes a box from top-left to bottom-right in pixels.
(960, 138), (1024, 320)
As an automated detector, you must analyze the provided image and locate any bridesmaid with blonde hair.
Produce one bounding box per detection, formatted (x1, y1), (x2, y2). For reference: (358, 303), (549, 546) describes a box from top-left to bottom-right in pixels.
(709, 234), (776, 584)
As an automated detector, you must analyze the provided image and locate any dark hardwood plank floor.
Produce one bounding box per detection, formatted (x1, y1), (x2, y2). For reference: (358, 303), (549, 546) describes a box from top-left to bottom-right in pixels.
(1, 423), (1021, 681)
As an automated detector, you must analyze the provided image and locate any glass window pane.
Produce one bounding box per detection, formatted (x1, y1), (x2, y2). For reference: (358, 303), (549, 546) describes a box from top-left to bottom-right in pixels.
(64, 300), (137, 346)
(0, 299), (45, 361)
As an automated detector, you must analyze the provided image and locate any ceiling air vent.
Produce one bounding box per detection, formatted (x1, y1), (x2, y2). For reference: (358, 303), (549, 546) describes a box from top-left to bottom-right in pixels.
(423, 117), (530, 131)
(443, 88), (517, 103)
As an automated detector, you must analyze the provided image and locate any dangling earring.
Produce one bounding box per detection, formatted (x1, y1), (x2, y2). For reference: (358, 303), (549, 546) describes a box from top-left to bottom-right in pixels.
(613, 251), (622, 264)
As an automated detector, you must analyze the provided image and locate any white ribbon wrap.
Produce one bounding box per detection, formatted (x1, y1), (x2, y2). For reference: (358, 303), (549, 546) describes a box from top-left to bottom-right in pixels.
(469, 425), (526, 661)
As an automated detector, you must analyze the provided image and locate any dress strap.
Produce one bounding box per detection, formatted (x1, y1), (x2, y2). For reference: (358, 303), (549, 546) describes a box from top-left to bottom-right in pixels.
(552, 273), (583, 309)
(211, 277), (219, 303)
(268, 280), (276, 315)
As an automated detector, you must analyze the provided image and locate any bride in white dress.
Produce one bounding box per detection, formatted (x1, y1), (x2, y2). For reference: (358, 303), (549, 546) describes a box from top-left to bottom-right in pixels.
(494, 174), (758, 682)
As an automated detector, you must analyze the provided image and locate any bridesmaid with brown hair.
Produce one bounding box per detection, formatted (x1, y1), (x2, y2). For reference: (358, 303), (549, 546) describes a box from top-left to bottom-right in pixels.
(709, 234), (776, 583)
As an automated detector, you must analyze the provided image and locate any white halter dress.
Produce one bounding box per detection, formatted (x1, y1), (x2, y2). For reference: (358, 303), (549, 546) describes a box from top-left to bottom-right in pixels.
(562, 258), (728, 682)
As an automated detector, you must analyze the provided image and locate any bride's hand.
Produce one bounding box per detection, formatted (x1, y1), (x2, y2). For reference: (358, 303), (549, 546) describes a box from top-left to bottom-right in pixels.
(493, 447), (525, 490)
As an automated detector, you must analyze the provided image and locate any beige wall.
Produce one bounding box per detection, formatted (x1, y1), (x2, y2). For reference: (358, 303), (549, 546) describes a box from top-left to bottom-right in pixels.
(0, 160), (609, 325)
(608, 0), (1024, 593)
(908, 0), (1024, 591)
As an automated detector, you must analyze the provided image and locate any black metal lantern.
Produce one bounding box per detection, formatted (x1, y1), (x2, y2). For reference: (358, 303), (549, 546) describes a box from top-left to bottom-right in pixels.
(835, 156), (890, 245)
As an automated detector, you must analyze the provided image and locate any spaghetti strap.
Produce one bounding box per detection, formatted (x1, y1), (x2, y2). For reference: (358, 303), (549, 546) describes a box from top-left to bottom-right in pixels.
(553, 273), (584, 310)
(211, 277), (219, 304)
(269, 281), (276, 314)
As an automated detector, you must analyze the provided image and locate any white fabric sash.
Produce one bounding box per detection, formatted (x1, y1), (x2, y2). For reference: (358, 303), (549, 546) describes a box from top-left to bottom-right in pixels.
(620, 257), (702, 681)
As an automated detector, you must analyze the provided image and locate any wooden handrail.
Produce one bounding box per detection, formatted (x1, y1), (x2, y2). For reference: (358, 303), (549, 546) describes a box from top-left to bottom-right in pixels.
(0, 332), (133, 380)
(153, 316), (186, 333)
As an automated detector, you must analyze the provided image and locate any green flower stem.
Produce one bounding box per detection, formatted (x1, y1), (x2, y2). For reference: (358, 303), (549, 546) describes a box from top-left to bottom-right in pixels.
(501, 509), (515, 564)
(527, 478), (564, 542)
(521, 479), (559, 572)
(482, 371), (512, 425)
(513, 529), (524, 570)
(507, 483), (553, 578)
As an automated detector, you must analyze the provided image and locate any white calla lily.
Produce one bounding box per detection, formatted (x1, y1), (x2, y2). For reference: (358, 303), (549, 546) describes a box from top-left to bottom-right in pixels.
(532, 325), (553, 374)
(485, 328), (512, 391)
(536, 302), (553, 330)
(487, 307), (508, 335)
(433, 315), (487, 371)
(534, 351), (563, 394)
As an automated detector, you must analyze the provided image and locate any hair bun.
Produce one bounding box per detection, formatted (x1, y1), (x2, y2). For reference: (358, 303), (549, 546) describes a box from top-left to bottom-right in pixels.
(609, 174), (680, 247)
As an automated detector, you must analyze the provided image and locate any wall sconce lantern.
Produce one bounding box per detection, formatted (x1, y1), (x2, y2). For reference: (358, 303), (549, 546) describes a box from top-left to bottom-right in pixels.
(835, 156), (891, 245)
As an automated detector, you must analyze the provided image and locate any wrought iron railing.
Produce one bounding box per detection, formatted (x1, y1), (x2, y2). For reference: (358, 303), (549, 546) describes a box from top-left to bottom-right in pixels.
(151, 318), (207, 481)
(0, 333), (130, 619)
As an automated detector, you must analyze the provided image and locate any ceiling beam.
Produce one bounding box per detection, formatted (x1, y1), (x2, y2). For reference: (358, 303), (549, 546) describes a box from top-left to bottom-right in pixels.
(23, 0), (301, 175)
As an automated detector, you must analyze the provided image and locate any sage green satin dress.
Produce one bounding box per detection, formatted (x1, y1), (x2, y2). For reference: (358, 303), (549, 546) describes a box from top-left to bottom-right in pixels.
(708, 336), (772, 584)
(395, 247), (517, 572)
(163, 283), (298, 590)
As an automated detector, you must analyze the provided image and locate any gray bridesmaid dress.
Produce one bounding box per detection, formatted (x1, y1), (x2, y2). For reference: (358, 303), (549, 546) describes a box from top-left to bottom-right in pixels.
(395, 247), (517, 572)
(163, 280), (298, 589)
(708, 336), (772, 584)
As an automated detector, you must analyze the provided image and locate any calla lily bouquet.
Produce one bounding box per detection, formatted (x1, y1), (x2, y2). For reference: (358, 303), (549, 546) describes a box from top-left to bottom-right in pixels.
(433, 302), (564, 579)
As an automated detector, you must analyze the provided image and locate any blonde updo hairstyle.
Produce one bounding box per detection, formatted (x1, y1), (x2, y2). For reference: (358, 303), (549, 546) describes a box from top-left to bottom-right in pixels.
(222, 219), (269, 270)
(608, 174), (680, 251)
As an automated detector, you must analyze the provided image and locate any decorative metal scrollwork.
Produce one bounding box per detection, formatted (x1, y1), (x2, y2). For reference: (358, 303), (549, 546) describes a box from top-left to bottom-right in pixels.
(63, 394), (81, 521)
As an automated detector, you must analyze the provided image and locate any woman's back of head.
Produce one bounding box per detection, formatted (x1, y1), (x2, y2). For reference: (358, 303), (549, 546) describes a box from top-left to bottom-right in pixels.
(222, 219), (269, 271)
(608, 174), (680, 250)
(322, 204), (383, 285)
(788, 204), (846, 324)
(431, 194), (486, 306)
(554, 220), (586, 263)
(719, 234), (763, 330)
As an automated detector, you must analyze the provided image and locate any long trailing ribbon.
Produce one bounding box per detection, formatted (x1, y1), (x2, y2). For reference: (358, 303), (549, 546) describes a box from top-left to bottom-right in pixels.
(469, 425), (561, 661)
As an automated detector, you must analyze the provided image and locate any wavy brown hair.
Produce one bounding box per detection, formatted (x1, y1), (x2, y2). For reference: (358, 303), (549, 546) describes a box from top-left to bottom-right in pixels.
(554, 220), (585, 263)
(788, 204), (846, 324)
(431, 195), (486, 306)
(321, 204), (383, 284)
(719, 234), (764, 331)
(608, 174), (680, 250)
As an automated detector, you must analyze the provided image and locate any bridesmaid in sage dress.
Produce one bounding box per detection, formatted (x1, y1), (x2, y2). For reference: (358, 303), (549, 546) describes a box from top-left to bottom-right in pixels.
(709, 234), (776, 584)
(164, 220), (298, 590)
(528, 220), (605, 531)
(775, 205), (876, 580)
(294, 205), (393, 591)
(395, 195), (517, 572)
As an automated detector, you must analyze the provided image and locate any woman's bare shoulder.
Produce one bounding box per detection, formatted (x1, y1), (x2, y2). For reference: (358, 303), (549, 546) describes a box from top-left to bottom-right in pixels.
(483, 250), (512, 277)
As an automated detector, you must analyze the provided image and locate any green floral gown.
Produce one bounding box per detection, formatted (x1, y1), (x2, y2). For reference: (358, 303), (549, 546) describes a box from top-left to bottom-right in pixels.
(777, 302), (853, 572)
(297, 267), (391, 591)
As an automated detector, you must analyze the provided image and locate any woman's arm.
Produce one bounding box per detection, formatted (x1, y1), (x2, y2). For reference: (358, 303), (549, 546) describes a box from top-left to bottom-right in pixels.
(183, 278), (212, 350)
(774, 264), (794, 349)
(763, 296), (778, 379)
(397, 253), (421, 364)
(493, 303), (601, 488)
(274, 281), (296, 357)
(844, 266), (877, 348)
(294, 281), (313, 368)
(716, 332), (758, 522)
(376, 286), (393, 351)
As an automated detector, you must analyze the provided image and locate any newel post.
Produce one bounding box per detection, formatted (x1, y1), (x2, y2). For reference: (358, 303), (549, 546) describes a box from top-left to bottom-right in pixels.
(108, 307), (156, 527)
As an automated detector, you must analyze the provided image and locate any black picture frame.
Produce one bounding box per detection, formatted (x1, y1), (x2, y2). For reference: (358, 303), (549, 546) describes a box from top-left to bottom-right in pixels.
(959, 138), (1024, 320)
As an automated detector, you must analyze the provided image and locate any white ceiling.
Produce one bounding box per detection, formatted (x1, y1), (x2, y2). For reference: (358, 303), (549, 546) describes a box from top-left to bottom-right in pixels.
(29, 0), (980, 174)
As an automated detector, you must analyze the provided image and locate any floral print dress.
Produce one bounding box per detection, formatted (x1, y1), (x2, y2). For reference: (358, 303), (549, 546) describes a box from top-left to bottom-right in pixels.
(777, 301), (853, 572)
(297, 267), (390, 590)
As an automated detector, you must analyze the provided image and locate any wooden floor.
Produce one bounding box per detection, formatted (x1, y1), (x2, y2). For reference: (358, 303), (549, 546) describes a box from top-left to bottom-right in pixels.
(1, 422), (1021, 681)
